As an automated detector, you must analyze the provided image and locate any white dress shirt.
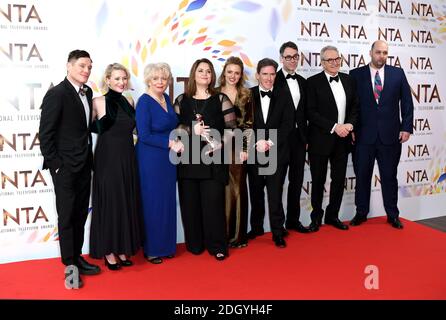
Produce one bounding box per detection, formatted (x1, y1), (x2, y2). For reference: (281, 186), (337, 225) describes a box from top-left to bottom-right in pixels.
(259, 85), (273, 123)
(282, 69), (301, 109)
(324, 72), (346, 134)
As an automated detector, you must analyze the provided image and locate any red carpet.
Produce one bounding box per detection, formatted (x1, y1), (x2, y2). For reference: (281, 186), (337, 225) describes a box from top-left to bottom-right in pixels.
(1, 217), (445, 300)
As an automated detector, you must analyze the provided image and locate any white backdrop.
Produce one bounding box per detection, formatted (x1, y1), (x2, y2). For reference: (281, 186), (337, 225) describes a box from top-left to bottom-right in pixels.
(1, 0), (445, 263)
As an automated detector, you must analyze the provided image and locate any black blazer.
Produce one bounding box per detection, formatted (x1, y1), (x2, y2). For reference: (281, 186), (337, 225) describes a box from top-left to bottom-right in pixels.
(275, 69), (308, 144)
(306, 71), (359, 156)
(39, 78), (93, 172)
(250, 85), (294, 166)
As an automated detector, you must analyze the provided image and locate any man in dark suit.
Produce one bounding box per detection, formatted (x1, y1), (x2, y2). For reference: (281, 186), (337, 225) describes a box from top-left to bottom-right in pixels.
(306, 45), (358, 232)
(39, 50), (100, 289)
(275, 41), (310, 234)
(247, 58), (294, 248)
(349, 40), (414, 229)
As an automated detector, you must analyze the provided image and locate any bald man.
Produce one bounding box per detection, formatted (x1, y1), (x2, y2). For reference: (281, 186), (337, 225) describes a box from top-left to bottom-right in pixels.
(349, 40), (414, 229)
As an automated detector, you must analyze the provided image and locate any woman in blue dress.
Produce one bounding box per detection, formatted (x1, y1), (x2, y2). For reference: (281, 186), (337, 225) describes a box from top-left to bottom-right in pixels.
(135, 63), (184, 264)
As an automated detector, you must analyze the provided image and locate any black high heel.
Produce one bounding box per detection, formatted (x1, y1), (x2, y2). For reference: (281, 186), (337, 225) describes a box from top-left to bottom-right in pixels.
(104, 257), (121, 271)
(117, 256), (133, 267)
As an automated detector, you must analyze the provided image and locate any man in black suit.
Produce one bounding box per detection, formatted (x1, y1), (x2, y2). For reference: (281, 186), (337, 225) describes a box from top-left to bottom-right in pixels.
(39, 50), (100, 289)
(275, 41), (310, 234)
(247, 58), (294, 248)
(306, 46), (358, 232)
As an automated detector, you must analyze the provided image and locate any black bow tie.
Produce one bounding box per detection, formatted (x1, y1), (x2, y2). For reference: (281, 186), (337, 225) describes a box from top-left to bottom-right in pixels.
(329, 75), (339, 83)
(78, 86), (88, 96)
(286, 73), (297, 80)
(260, 90), (272, 98)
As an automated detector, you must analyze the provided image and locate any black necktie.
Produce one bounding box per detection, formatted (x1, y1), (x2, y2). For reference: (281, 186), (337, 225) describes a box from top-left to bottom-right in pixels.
(286, 73), (297, 80)
(78, 87), (87, 96)
(260, 90), (272, 98)
(329, 75), (339, 83)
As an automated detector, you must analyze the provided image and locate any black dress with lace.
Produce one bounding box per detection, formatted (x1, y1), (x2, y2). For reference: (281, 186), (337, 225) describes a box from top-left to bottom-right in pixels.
(173, 93), (236, 256)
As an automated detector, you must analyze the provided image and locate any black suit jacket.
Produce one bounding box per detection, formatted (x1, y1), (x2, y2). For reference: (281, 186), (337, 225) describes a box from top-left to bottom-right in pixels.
(306, 71), (358, 156)
(39, 77), (93, 172)
(250, 85), (294, 166)
(275, 69), (308, 144)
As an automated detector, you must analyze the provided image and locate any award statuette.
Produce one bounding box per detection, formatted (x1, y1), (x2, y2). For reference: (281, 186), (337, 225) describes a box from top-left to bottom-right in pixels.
(195, 113), (216, 149)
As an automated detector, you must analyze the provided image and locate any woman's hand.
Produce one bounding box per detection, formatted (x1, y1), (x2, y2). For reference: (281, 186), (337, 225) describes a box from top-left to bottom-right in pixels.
(169, 140), (184, 153)
(239, 151), (248, 162)
(193, 121), (210, 136)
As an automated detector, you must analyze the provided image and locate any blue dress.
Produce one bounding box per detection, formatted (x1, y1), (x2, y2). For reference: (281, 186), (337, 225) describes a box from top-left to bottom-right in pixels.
(135, 93), (178, 257)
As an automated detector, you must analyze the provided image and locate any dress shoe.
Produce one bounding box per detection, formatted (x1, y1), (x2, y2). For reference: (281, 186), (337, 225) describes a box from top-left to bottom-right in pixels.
(325, 218), (349, 230)
(104, 257), (121, 270)
(350, 214), (368, 226)
(76, 256), (101, 275)
(247, 230), (264, 240)
(147, 256), (163, 264)
(273, 235), (286, 248)
(308, 221), (320, 232)
(387, 217), (404, 229)
(229, 241), (248, 248)
(64, 265), (83, 289)
(287, 222), (310, 233)
(117, 256), (133, 267)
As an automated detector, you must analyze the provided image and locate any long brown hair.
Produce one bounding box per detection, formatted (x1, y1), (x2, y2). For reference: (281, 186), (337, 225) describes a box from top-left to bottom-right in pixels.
(217, 56), (251, 107)
(185, 58), (217, 97)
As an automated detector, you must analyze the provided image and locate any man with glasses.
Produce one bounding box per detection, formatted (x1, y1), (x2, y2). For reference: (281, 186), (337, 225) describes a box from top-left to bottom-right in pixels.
(275, 41), (311, 234)
(306, 46), (358, 232)
(349, 40), (413, 229)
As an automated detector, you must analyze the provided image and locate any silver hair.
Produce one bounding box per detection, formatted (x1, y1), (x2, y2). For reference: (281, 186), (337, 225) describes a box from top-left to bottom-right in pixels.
(143, 62), (172, 87)
(320, 45), (340, 60)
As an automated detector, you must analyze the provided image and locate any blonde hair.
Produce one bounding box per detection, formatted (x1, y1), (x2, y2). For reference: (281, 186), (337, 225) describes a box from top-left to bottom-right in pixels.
(143, 62), (172, 87)
(100, 63), (132, 91)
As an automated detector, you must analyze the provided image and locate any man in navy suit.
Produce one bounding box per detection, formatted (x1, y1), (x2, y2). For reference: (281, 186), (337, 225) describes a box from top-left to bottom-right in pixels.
(349, 40), (414, 229)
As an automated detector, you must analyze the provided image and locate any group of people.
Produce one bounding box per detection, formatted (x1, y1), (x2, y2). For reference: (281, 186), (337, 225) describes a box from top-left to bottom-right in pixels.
(38, 39), (414, 289)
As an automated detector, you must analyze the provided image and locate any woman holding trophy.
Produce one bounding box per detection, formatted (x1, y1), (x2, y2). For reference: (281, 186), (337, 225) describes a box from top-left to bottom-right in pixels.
(173, 58), (237, 261)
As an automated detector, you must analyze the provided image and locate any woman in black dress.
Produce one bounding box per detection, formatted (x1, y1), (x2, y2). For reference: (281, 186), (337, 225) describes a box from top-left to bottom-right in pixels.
(89, 63), (143, 270)
(174, 58), (237, 261)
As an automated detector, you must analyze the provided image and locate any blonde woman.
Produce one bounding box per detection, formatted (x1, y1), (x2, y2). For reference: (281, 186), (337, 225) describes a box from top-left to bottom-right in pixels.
(89, 63), (143, 270)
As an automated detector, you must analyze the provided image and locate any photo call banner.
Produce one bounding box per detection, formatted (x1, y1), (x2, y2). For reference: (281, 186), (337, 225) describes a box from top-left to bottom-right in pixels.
(1, 0), (445, 263)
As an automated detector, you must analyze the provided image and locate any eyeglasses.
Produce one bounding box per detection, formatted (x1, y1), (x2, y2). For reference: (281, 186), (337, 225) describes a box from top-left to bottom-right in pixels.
(322, 57), (341, 64)
(282, 54), (299, 62)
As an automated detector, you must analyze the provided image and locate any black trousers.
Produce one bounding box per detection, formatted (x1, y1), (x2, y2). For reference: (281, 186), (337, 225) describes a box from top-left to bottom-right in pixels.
(51, 163), (91, 266)
(309, 139), (348, 223)
(285, 132), (307, 227)
(178, 178), (227, 255)
(247, 164), (287, 237)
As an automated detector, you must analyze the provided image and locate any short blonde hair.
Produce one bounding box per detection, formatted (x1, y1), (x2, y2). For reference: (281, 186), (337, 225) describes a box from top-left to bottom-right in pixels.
(143, 62), (172, 87)
(100, 63), (132, 91)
